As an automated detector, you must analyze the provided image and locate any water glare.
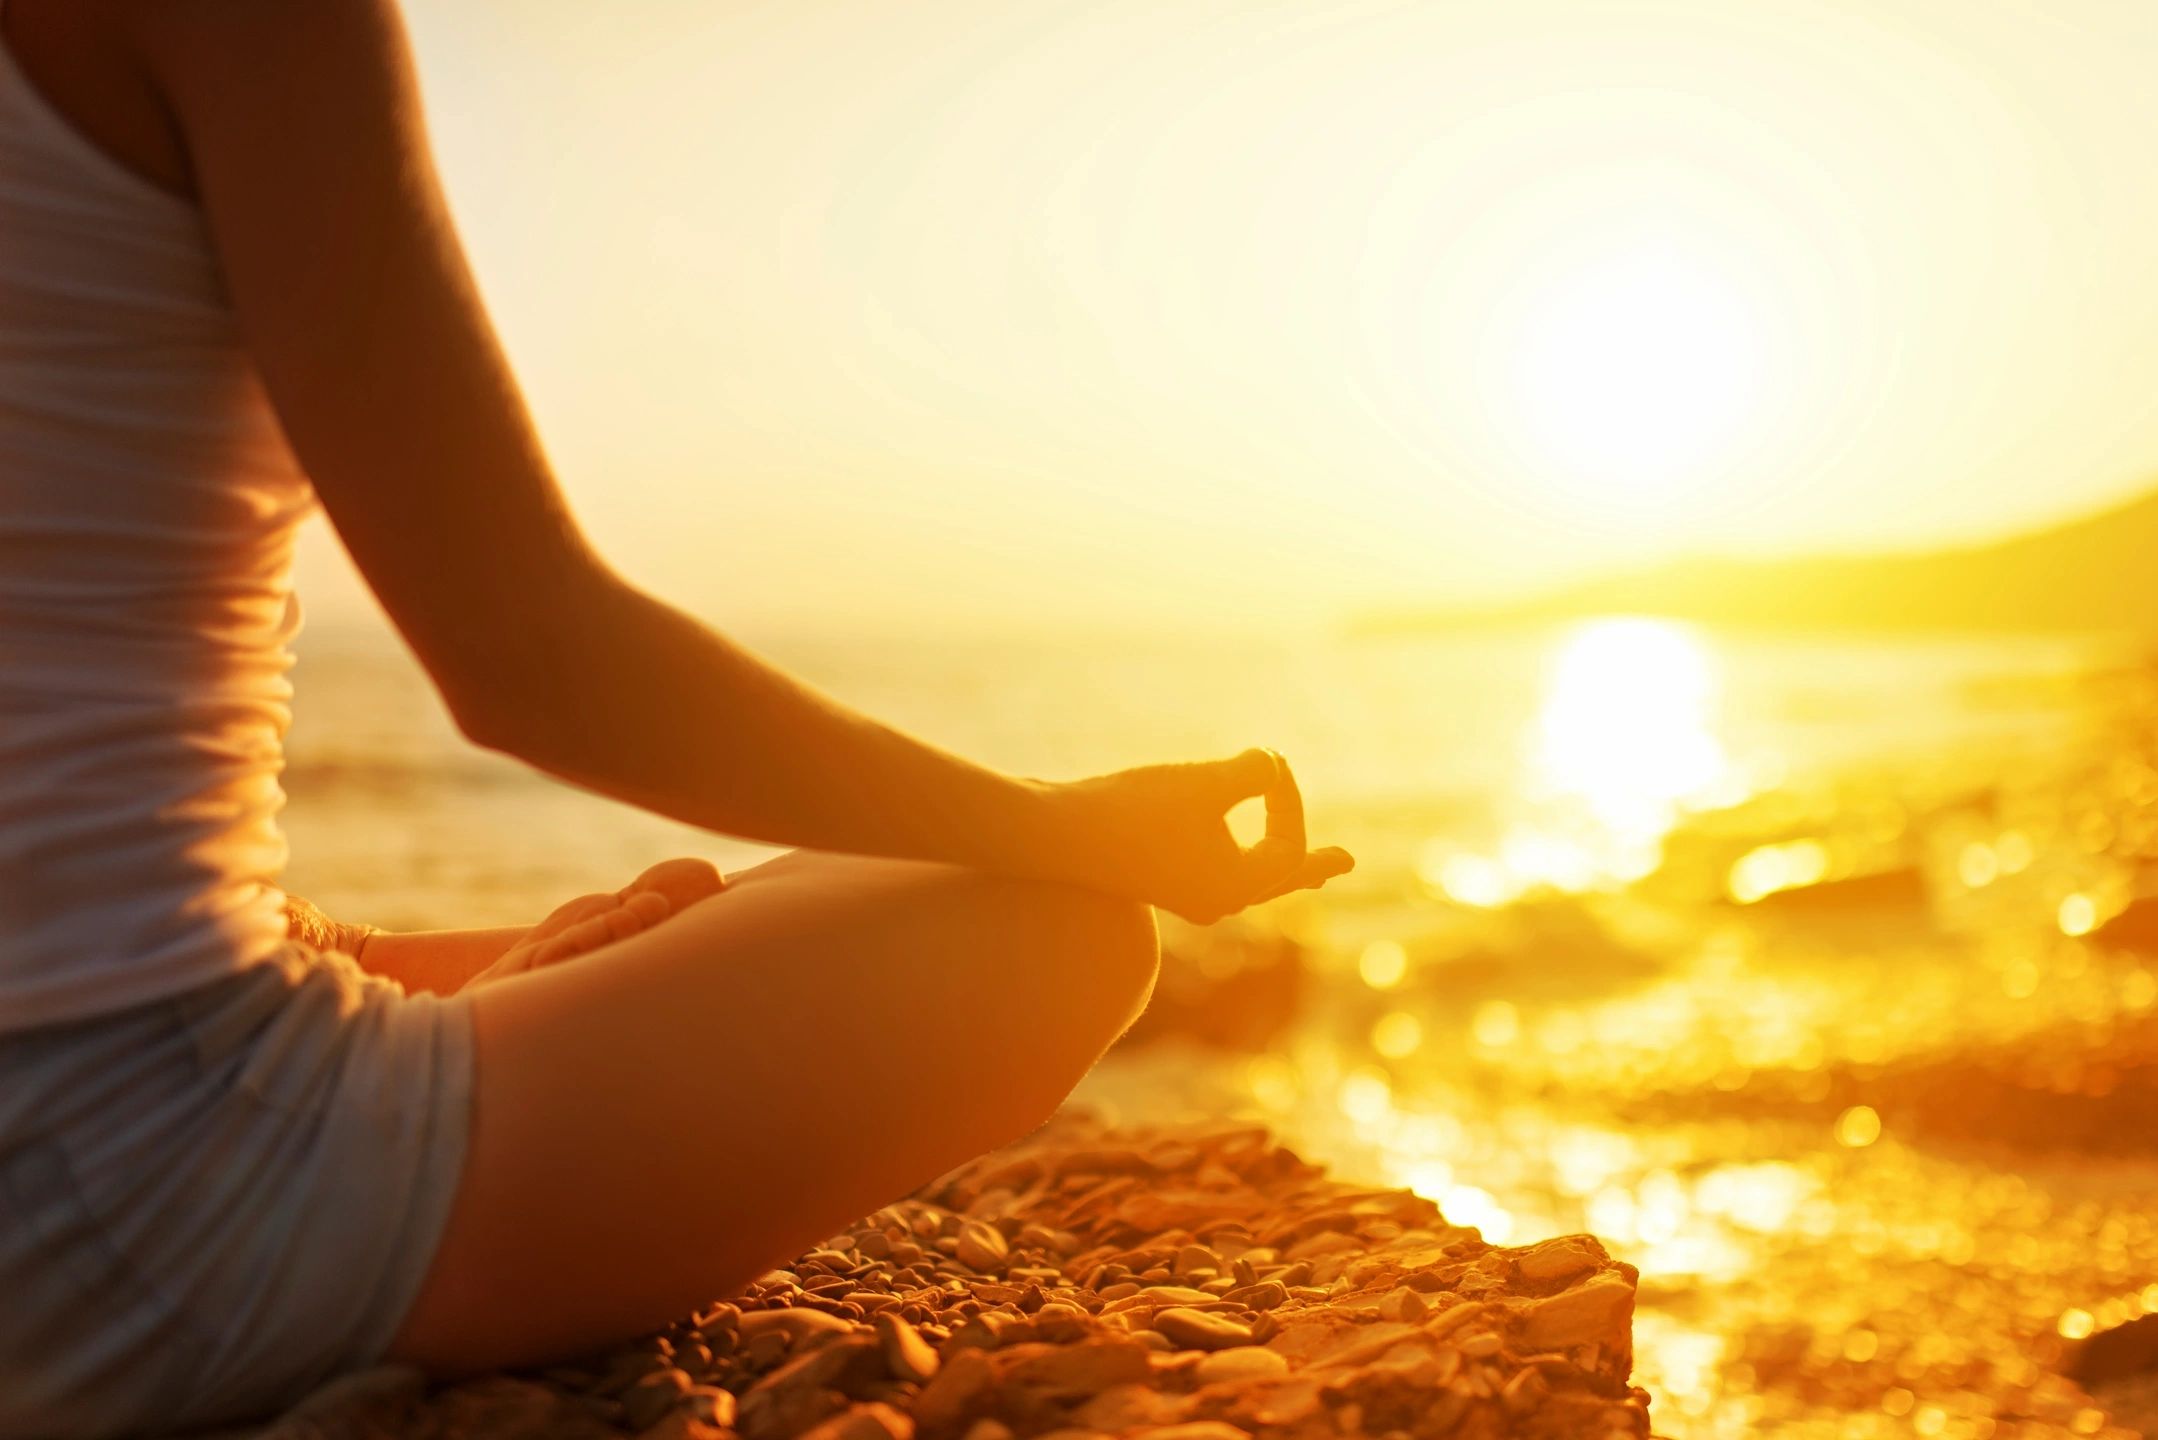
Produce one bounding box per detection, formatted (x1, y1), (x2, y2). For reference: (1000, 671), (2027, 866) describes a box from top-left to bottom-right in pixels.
(1533, 617), (1731, 842)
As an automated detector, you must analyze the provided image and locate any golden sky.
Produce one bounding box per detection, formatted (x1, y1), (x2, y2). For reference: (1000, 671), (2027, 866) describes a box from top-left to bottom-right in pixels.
(300, 0), (2158, 634)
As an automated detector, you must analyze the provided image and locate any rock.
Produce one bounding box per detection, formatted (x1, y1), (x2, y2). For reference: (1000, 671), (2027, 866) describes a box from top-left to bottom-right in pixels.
(622, 1369), (693, 1433)
(1138, 1284), (1218, 1306)
(683, 1386), (736, 1428)
(740, 1307), (858, 1344)
(1501, 1365), (1548, 1414)
(1140, 1424), (1252, 1440)
(1071, 1382), (1193, 1430)
(955, 1220), (1009, 1273)
(637, 1413), (731, 1440)
(1516, 1237), (1602, 1284)
(1516, 1276), (1635, 1351)
(1174, 1244), (1221, 1276)
(910, 1346), (994, 1434)
(799, 1401), (917, 1440)
(877, 1312), (941, 1383)
(747, 1335), (887, 1401)
(997, 1338), (1153, 1397)
(1378, 1286), (1427, 1323)
(1194, 1347), (1292, 1386)
(1222, 1281), (1287, 1311)
(1153, 1308), (1255, 1351)
(739, 1384), (850, 1440)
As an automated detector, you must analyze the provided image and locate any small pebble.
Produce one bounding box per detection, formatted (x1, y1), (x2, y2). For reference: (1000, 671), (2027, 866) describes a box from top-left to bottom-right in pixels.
(874, 1312), (940, 1384)
(1194, 1347), (1292, 1385)
(955, 1221), (1009, 1273)
(1153, 1307), (1256, 1351)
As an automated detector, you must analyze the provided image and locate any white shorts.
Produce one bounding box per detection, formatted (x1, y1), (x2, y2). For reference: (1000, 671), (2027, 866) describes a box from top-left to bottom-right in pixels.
(0, 947), (474, 1438)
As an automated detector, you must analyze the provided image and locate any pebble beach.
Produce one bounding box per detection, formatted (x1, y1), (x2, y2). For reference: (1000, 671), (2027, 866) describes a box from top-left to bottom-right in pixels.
(244, 1118), (1648, 1440)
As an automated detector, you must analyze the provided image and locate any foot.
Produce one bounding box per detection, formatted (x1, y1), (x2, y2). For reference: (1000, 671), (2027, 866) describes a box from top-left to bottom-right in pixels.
(474, 857), (727, 986)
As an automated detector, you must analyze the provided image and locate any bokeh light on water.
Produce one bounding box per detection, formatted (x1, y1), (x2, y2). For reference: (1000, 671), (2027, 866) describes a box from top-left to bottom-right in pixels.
(1075, 619), (2158, 1438)
(1532, 618), (1735, 842)
(1423, 618), (1757, 907)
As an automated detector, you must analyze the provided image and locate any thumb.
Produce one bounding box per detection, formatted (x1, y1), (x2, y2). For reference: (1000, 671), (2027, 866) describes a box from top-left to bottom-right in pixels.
(1252, 845), (1356, 904)
(1237, 833), (1306, 897)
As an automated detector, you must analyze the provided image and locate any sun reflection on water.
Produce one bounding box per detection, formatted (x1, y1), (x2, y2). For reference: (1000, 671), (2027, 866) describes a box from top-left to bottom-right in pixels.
(1533, 616), (1732, 839)
(1424, 618), (1743, 904)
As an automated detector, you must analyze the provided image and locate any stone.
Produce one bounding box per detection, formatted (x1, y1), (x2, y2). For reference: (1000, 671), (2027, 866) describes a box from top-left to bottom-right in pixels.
(1516, 1238), (1602, 1284)
(910, 1346), (994, 1434)
(1175, 1244), (1221, 1276)
(1222, 1281), (1287, 1311)
(747, 1335), (886, 1401)
(955, 1220), (1009, 1273)
(1194, 1347), (1293, 1386)
(1153, 1307), (1255, 1351)
(1140, 1424), (1252, 1440)
(877, 1313), (941, 1384)
(997, 1338), (1153, 1397)
(739, 1307), (858, 1344)
(622, 1369), (693, 1433)
(1378, 1286), (1427, 1323)
(637, 1413), (730, 1440)
(1071, 1382), (1193, 1430)
(680, 1384), (736, 1427)
(800, 1401), (917, 1440)
(739, 1384), (850, 1440)
(1516, 1277), (1635, 1351)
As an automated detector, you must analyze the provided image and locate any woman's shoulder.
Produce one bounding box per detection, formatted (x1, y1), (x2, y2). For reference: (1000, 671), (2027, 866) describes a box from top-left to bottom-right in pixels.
(3, 0), (192, 199)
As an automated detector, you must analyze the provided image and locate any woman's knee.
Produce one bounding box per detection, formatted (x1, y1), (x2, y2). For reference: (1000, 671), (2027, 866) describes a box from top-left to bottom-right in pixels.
(992, 876), (1159, 1048)
(1064, 884), (1160, 1029)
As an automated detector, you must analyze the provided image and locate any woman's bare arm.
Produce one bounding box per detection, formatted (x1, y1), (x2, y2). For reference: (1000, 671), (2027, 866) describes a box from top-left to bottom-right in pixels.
(127, 0), (1348, 924)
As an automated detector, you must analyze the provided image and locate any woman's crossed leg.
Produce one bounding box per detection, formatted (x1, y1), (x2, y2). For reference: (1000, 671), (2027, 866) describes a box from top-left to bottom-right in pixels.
(385, 849), (1158, 1372)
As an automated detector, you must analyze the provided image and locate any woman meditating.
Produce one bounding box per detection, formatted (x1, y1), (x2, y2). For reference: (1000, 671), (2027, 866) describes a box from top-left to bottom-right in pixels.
(0, 0), (1352, 1433)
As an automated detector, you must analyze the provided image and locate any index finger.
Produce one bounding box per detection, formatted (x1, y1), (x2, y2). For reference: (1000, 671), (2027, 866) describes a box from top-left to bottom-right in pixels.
(1263, 749), (1307, 855)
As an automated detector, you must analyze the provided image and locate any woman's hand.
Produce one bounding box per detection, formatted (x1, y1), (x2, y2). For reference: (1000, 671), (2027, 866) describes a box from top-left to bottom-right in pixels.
(466, 857), (728, 988)
(1042, 749), (1353, 925)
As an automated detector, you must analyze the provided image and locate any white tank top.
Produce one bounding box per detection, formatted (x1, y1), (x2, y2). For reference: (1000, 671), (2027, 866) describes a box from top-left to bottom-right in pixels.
(0, 12), (315, 1030)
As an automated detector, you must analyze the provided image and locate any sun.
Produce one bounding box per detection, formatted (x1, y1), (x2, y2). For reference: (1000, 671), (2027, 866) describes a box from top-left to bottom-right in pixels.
(1499, 236), (1769, 508)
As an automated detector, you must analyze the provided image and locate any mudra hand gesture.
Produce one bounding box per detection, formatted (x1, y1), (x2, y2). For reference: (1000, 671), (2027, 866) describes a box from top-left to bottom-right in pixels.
(1048, 748), (1353, 924)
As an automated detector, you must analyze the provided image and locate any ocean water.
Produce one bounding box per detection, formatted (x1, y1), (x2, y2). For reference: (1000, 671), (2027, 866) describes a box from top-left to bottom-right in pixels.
(280, 616), (2099, 926)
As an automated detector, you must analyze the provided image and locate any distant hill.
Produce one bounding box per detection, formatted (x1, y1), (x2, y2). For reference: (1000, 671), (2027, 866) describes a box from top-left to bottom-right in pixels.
(1367, 482), (2158, 635)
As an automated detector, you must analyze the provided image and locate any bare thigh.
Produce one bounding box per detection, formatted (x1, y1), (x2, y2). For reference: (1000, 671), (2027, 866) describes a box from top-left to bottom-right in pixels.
(386, 850), (1157, 1372)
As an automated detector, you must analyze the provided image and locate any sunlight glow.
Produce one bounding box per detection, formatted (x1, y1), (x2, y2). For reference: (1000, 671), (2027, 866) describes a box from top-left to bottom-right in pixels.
(1532, 618), (1731, 843)
(1421, 618), (1739, 906)
(345, 1), (2158, 629)
(1358, 939), (1409, 989)
(1728, 839), (1832, 904)
(1502, 237), (1768, 505)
